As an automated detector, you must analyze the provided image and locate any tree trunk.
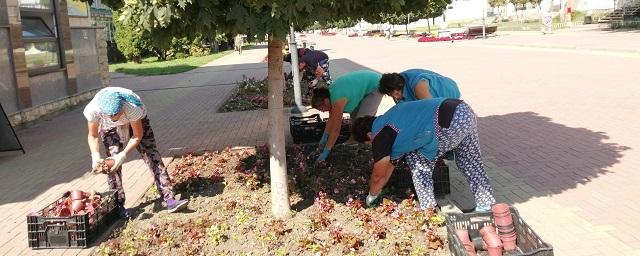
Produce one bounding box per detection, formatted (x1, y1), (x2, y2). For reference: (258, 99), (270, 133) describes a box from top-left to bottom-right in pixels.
(267, 36), (291, 219)
(427, 19), (431, 33)
(155, 49), (167, 61)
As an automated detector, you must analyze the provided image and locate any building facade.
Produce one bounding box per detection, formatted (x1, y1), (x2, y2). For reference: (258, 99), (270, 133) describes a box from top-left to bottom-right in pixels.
(0, 0), (109, 127)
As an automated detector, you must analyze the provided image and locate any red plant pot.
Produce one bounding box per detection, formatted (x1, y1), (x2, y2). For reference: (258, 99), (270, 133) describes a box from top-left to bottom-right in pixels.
(500, 233), (517, 251)
(464, 244), (477, 256)
(483, 232), (503, 248)
(493, 204), (513, 225)
(495, 216), (514, 227)
(480, 225), (497, 237)
(59, 207), (71, 217)
(71, 200), (85, 213)
(491, 203), (510, 214)
(456, 229), (477, 255)
(97, 159), (115, 173)
(71, 190), (86, 200)
(487, 245), (504, 256)
(497, 227), (516, 236)
(456, 229), (472, 243)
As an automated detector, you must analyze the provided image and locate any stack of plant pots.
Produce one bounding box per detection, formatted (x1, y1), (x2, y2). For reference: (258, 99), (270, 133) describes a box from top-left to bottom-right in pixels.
(493, 203), (517, 251)
(454, 203), (520, 256)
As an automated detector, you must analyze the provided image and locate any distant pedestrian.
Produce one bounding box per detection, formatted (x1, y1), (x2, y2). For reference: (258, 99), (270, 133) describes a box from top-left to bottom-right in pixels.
(541, 11), (553, 34)
(234, 34), (244, 54)
(384, 23), (392, 40)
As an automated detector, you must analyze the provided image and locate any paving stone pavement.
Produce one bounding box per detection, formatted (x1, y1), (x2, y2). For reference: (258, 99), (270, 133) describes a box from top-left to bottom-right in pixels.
(2, 30), (640, 256)
(0, 48), (272, 256)
(304, 32), (640, 255)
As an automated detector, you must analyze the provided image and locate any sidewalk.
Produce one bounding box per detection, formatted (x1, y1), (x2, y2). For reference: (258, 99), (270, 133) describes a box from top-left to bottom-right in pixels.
(0, 47), (270, 255)
(308, 33), (640, 255)
(472, 28), (640, 54)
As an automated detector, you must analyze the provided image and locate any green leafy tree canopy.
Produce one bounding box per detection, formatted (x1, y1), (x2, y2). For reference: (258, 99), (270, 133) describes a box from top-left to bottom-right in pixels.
(100, 0), (429, 40)
(488, 0), (508, 8)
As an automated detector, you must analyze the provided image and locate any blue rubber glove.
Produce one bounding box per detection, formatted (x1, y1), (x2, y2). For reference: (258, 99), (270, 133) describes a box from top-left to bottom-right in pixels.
(316, 148), (331, 163)
(318, 132), (329, 146)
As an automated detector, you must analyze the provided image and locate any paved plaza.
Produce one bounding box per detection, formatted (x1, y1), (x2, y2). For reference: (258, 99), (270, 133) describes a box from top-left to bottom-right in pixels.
(1, 28), (640, 255)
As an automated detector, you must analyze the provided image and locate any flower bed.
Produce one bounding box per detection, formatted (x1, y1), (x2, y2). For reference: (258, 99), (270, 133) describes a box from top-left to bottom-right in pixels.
(221, 78), (315, 112)
(94, 145), (450, 255)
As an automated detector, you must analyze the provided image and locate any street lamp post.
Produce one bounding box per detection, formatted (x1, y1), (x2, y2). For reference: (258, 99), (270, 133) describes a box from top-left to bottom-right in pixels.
(482, 0), (487, 38)
(288, 26), (305, 113)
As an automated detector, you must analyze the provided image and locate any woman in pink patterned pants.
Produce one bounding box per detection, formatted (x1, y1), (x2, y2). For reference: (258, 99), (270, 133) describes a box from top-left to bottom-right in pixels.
(84, 87), (188, 218)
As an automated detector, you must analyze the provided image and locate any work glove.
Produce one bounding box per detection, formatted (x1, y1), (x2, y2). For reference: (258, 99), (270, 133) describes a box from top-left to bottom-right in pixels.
(108, 152), (127, 171)
(91, 152), (102, 171)
(365, 193), (379, 207)
(318, 132), (329, 147)
(316, 148), (331, 163)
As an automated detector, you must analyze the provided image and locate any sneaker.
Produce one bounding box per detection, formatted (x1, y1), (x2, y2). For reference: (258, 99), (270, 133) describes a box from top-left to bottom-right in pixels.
(474, 205), (491, 213)
(117, 206), (131, 219)
(461, 205), (491, 214)
(167, 199), (189, 213)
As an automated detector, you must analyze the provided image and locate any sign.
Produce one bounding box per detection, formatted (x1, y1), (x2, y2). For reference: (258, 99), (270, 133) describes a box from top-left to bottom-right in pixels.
(0, 103), (25, 153)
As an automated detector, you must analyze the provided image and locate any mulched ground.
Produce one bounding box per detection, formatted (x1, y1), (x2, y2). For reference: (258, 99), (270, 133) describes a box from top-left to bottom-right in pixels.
(93, 144), (451, 255)
(220, 78), (317, 112)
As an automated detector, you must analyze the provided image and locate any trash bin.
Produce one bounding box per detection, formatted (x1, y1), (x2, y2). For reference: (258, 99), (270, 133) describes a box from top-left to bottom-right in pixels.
(584, 15), (593, 24)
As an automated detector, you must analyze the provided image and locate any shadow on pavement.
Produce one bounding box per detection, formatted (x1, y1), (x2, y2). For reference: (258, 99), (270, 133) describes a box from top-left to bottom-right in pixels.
(450, 111), (629, 208)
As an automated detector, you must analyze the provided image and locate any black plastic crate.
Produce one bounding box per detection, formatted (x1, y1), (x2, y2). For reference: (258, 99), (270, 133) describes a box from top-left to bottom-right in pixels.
(390, 158), (450, 197)
(289, 114), (350, 144)
(446, 206), (553, 256)
(27, 190), (119, 249)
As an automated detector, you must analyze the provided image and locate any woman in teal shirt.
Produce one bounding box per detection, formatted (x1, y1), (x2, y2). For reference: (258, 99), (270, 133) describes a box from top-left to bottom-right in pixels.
(378, 68), (461, 102)
(311, 70), (395, 162)
(351, 98), (496, 212)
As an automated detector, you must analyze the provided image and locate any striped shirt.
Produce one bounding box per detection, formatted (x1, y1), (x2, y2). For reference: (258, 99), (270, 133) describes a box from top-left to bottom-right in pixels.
(83, 87), (146, 129)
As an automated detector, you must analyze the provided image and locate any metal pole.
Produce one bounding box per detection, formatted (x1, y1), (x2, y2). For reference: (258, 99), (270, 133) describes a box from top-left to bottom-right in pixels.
(289, 26), (305, 113)
(482, 0), (487, 38)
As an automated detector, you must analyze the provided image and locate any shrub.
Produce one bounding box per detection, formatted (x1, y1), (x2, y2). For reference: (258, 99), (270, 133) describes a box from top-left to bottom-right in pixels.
(113, 11), (151, 63)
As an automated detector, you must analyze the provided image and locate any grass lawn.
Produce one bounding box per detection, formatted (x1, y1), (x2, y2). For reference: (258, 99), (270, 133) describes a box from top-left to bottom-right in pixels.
(109, 50), (233, 76)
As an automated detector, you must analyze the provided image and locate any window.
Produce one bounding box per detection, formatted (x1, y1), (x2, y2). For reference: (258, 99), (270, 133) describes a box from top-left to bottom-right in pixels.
(21, 17), (54, 37)
(67, 0), (88, 17)
(20, 0), (53, 10)
(20, 0), (62, 72)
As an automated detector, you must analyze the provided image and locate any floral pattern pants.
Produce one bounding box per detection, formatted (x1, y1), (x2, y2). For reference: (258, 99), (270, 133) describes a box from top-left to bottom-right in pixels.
(318, 59), (332, 85)
(100, 117), (174, 206)
(405, 102), (496, 210)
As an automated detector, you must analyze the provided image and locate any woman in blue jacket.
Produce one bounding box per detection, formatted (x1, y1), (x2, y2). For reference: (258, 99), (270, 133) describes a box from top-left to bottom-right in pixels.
(351, 98), (495, 211)
(378, 68), (461, 102)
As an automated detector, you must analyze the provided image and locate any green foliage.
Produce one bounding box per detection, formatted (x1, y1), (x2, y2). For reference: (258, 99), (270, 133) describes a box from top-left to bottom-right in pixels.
(511, 0), (528, 9)
(378, 0), (450, 25)
(612, 17), (640, 29)
(488, 0), (508, 8)
(113, 11), (151, 62)
(528, 0), (542, 7)
(109, 50), (232, 76)
(105, 0), (431, 41)
(309, 18), (360, 30)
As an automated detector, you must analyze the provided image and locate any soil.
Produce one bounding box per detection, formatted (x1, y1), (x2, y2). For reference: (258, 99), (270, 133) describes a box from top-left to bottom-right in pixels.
(220, 77), (318, 112)
(93, 144), (451, 256)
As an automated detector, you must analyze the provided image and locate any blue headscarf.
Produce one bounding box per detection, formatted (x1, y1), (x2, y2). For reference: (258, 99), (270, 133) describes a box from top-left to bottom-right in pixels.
(97, 89), (143, 115)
